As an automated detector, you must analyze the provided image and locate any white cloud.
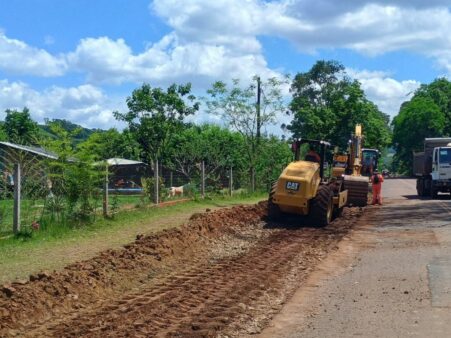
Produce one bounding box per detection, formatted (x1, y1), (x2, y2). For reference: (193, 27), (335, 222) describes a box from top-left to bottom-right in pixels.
(0, 32), (66, 76)
(66, 34), (279, 86)
(0, 80), (124, 128)
(1, 1), (449, 85)
(348, 69), (421, 118)
(0, 0), (449, 130)
(152, 0), (451, 74)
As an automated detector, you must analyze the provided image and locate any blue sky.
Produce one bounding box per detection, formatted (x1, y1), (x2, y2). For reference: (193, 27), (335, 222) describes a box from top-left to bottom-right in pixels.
(0, 0), (450, 131)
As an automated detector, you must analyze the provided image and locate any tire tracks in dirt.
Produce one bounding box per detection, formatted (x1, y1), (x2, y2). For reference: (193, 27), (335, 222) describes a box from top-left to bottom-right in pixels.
(1, 203), (363, 337)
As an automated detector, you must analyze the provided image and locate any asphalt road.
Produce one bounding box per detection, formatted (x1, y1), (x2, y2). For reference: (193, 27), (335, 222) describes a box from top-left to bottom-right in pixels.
(258, 178), (451, 338)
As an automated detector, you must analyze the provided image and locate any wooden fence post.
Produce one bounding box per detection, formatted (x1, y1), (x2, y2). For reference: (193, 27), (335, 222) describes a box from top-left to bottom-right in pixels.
(201, 161), (205, 198)
(154, 158), (159, 204)
(229, 167), (233, 197)
(103, 162), (109, 217)
(13, 162), (21, 234)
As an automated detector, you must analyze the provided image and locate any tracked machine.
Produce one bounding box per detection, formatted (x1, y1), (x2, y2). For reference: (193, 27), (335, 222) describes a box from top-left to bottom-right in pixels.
(332, 124), (378, 206)
(268, 139), (348, 227)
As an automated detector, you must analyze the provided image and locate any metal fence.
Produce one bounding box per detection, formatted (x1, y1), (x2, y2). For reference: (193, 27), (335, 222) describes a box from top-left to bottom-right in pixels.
(0, 144), (261, 237)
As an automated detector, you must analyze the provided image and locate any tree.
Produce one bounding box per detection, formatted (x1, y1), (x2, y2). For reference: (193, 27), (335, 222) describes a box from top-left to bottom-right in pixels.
(392, 96), (445, 173)
(41, 121), (102, 224)
(114, 83), (199, 165)
(3, 107), (39, 145)
(288, 60), (391, 150)
(414, 78), (451, 131)
(0, 124), (7, 141)
(42, 118), (97, 143)
(391, 78), (451, 173)
(166, 124), (247, 187)
(205, 76), (287, 191)
(256, 136), (292, 190)
(77, 128), (139, 161)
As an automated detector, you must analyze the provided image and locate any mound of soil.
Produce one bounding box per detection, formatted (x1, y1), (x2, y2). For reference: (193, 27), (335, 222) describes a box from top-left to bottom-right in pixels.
(0, 203), (266, 336)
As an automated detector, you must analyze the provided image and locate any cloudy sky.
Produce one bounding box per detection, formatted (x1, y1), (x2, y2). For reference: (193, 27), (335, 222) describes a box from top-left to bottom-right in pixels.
(0, 0), (449, 132)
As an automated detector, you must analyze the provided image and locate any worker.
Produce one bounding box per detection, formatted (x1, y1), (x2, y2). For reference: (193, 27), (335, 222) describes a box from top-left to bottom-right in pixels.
(371, 168), (384, 205)
(305, 146), (321, 163)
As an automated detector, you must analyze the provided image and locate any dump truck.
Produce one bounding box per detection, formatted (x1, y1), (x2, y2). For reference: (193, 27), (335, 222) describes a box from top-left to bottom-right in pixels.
(268, 138), (348, 227)
(414, 138), (451, 198)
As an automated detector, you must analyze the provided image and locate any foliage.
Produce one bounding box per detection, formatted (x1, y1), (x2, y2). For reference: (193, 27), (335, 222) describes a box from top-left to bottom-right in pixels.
(77, 128), (140, 161)
(42, 121), (103, 224)
(255, 136), (292, 190)
(392, 93), (446, 173)
(141, 176), (167, 202)
(41, 118), (98, 143)
(114, 83), (199, 164)
(166, 124), (247, 187)
(288, 60), (391, 150)
(414, 78), (451, 131)
(0, 124), (7, 141)
(205, 76), (287, 190)
(3, 107), (40, 145)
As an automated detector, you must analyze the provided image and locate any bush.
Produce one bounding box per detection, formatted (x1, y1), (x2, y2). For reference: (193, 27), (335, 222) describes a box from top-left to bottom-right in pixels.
(142, 177), (167, 202)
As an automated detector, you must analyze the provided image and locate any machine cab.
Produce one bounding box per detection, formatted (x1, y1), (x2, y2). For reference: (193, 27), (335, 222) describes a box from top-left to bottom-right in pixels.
(361, 149), (380, 177)
(432, 146), (451, 181)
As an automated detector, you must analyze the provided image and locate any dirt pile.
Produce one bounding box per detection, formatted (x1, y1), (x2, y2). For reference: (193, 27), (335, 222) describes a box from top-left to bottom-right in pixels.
(0, 203), (266, 336)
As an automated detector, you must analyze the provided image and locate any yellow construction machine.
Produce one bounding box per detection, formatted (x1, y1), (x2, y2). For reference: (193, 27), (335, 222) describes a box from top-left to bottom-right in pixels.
(332, 124), (379, 206)
(268, 139), (348, 227)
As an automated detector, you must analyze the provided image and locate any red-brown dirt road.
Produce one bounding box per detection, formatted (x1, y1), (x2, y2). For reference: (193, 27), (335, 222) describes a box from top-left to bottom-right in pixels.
(1, 199), (364, 337)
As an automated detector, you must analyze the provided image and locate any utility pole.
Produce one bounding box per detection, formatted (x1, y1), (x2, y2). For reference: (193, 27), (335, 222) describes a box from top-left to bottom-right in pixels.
(252, 76), (262, 193)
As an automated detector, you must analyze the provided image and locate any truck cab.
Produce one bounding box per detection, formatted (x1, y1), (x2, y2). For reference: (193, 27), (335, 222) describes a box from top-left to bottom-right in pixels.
(415, 138), (451, 198)
(431, 146), (451, 182)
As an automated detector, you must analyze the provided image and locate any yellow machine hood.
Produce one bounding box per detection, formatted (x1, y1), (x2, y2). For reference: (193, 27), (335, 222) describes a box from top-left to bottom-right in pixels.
(283, 161), (319, 181)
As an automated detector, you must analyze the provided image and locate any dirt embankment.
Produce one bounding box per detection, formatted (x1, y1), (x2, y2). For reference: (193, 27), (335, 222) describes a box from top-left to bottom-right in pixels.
(0, 202), (363, 337)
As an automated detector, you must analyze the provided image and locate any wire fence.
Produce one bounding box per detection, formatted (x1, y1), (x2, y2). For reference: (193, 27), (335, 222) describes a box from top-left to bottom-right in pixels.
(0, 144), (280, 237)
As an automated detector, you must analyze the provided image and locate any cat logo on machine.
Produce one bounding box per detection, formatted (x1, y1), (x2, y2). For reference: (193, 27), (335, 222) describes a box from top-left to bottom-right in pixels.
(286, 181), (300, 191)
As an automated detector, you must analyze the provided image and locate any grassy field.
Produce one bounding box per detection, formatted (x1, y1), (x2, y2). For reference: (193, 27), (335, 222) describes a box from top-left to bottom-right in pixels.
(0, 193), (266, 284)
(0, 194), (180, 237)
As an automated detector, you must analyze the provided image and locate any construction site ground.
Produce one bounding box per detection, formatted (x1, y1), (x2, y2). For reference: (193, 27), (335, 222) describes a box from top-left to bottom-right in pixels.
(2, 179), (451, 337)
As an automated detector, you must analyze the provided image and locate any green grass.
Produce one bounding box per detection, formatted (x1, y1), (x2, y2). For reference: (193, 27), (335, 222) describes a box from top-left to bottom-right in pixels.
(0, 192), (265, 283)
(0, 193), (192, 237)
(0, 192), (265, 248)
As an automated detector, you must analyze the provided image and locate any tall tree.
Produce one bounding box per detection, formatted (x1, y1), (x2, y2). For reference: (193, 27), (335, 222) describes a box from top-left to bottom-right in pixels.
(205, 76), (287, 191)
(392, 96), (445, 174)
(414, 78), (451, 131)
(288, 60), (391, 150)
(166, 124), (246, 183)
(3, 107), (39, 145)
(114, 83), (199, 165)
(77, 128), (139, 161)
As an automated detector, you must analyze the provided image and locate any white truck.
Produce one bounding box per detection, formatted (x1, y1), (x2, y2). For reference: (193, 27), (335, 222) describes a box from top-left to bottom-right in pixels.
(414, 138), (451, 198)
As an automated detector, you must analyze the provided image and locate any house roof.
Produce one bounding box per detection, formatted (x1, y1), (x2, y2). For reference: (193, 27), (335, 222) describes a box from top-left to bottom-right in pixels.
(105, 158), (146, 166)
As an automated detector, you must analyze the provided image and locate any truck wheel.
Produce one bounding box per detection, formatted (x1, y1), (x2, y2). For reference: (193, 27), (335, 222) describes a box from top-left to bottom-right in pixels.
(268, 182), (281, 220)
(309, 185), (333, 227)
(416, 178), (423, 197)
(431, 187), (438, 199)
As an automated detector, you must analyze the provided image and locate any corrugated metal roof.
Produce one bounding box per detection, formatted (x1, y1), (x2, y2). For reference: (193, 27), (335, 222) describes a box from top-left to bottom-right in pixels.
(106, 158), (146, 166)
(0, 141), (58, 159)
